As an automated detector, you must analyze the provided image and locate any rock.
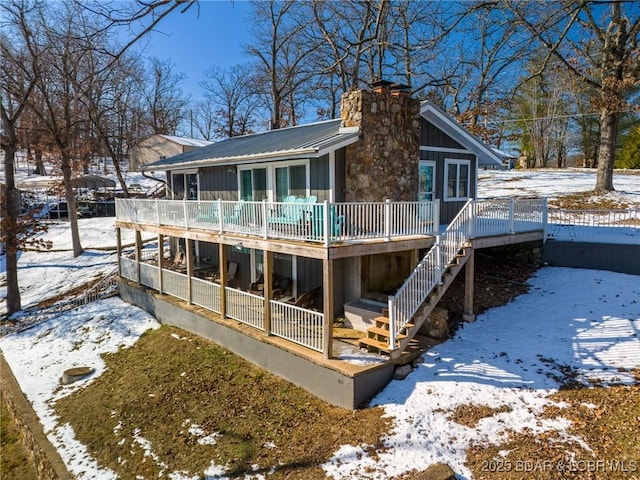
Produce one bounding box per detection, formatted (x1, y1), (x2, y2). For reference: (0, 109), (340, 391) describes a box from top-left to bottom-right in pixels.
(411, 462), (456, 480)
(393, 364), (412, 380)
(61, 366), (95, 385)
(419, 307), (449, 339)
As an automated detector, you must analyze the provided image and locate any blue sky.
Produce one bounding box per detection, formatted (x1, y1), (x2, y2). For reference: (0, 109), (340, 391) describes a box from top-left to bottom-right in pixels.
(136, 0), (253, 101)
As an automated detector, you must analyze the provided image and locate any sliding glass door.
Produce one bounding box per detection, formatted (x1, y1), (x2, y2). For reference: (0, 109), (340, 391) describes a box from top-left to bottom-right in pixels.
(240, 163), (308, 202)
(275, 165), (306, 201)
(239, 168), (267, 201)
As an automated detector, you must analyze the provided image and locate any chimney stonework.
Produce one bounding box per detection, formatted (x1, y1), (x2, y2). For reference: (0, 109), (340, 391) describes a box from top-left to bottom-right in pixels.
(340, 89), (420, 202)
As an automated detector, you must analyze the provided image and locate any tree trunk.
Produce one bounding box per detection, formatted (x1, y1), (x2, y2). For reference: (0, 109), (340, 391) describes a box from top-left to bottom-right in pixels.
(1, 138), (22, 316)
(60, 151), (84, 257)
(97, 127), (129, 197)
(595, 109), (617, 192)
(34, 147), (46, 175)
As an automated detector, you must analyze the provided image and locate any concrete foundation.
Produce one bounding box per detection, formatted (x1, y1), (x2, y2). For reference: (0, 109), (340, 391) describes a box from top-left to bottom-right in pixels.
(118, 281), (394, 409)
(543, 240), (640, 275)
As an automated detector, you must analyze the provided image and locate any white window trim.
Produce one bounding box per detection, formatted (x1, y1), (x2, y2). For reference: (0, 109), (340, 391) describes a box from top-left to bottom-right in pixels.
(170, 171), (200, 200)
(328, 150), (336, 202)
(444, 158), (471, 202)
(419, 145), (471, 155)
(237, 159), (310, 201)
(418, 160), (436, 202)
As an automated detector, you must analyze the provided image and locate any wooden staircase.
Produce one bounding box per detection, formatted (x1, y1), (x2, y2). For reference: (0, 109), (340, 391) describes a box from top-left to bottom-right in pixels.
(359, 244), (472, 358)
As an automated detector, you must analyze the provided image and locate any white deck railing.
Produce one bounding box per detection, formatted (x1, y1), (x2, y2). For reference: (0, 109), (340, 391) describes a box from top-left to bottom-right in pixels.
(387, 197), (546, 350)
(388, 199), (474, 348)
(116, 198), (438, 244)
(270, 300), (324, 352)
(191, 277), (221, 314)
(140, 262), (159, 290)
(225, 288), (265, 330)
(120, 249), (325, 352)
(472, 197), (546, 237)
(547, 208), (640, 244)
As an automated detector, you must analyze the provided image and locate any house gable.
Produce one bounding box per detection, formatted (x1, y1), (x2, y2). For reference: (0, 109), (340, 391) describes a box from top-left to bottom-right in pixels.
(130, 134), (213, 172)
(420, 119), (465, 150)
(420, 102), (503, 167)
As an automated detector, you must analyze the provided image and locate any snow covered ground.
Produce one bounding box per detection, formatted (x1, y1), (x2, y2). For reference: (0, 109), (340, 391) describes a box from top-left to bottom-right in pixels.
(1, 167), (639, 479)
(478, 168), (640, 207)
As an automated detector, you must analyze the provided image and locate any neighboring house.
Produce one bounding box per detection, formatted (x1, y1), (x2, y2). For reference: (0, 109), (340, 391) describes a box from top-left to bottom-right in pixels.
(129, 134), (213, 172)
(115, 82), (545, 408)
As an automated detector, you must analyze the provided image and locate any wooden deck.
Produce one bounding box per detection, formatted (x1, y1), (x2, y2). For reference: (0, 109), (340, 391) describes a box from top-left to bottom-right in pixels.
(116, 219), (437, 259)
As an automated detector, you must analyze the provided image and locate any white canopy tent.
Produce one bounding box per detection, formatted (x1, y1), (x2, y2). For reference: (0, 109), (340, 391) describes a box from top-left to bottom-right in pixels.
(17, 174), (117, 218)
(16, 174), (116, 190)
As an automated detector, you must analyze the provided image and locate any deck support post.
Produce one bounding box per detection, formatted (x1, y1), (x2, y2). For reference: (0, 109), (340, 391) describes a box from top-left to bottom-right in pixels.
(116, 227), (122, 278)
(542, 197), (548, 244)
(322, 257), (335, 359)
(186, 238), (193, 304)
(135, 230), (142, 285)
(462, 247), (476, 322)
(219, 243), (227, 318)
(158, 234), (164, 293)
(410, 248), (420, 271)
(264, 250), (273, 335)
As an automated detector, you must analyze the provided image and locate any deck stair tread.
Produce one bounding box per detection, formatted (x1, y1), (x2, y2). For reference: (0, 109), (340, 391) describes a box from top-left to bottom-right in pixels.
(368, 326), (407, 339)
(359, 336), (392, 352)
(373, 316), (415, 329)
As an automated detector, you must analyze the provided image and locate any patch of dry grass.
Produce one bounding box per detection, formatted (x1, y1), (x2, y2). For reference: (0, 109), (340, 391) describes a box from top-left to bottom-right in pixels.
(1, 395), (38, 480)
(54, 326), (390, 479)
(550, 191), (632, 210)
(465, 373), (640, 480)
(447, 404), (513, 429)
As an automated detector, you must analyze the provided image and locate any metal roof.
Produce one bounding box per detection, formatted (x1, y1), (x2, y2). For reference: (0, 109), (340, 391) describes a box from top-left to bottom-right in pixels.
(142, 119), (360, 171)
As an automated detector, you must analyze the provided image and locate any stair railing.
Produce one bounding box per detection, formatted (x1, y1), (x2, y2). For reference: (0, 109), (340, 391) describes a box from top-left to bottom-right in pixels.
(1, 267), (119, 336)
(388, 199), (475, 349)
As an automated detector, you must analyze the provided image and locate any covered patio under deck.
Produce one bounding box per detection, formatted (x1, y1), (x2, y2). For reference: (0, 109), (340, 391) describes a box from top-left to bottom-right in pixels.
(115, 222), (435, 359)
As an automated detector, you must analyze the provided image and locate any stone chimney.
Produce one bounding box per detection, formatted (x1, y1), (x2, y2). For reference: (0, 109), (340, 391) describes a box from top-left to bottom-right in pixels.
(340, 81), (420, 202)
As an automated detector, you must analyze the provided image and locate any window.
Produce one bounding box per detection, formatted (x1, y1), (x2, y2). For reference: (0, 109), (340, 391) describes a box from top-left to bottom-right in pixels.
(275, 164), (307, 201)
(186, 173), (198, 200)
(445, 159), (470, 201)
(240, 162), (308, 202)
(171, 171), (199, 200)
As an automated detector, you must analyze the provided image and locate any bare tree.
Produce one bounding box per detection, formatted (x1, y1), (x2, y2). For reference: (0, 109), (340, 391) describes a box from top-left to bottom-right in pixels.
(514, 67), (570, 168)
(191, 98), (218, 141)
(246, 0), (318, 129)
(19, 2), (102, 258)
(1, 11), (38, 316)
(142, 57), (190, 135)
(508, 0), (640, 192)
(309, 0), (388, 92)
(1, 0), (196, 316)
(75, 45), (147, 196)
(199, 64), (257, 139)
(385, 1), (456, 93)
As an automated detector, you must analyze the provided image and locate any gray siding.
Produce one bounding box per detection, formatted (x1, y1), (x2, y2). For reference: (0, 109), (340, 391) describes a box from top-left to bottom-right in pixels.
(295, 257), (322, 295)
(421, 120), (465, 149)
(420, 150), (476, 224)
(335, 148), (346, 202)
(310, 154), (330, 201)
(199, 165), (239, 201)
